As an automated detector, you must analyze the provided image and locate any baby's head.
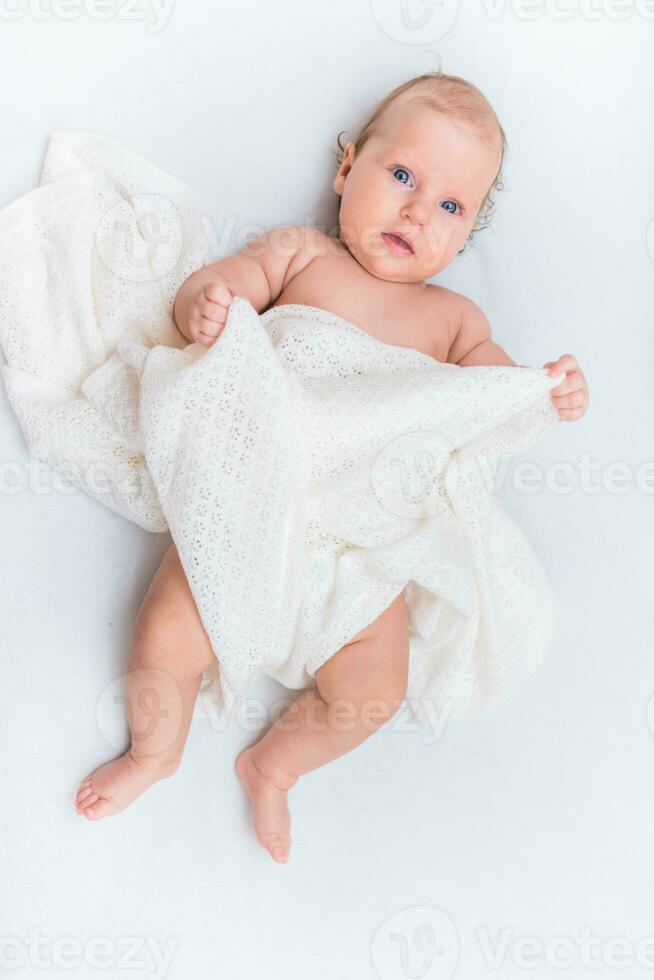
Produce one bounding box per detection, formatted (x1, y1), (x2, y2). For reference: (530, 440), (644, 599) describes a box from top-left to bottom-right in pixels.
(333, 71), (506, 283)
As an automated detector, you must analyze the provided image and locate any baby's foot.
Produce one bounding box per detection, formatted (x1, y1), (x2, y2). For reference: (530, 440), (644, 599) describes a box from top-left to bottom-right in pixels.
(74, 750), (178, 820)
(235, 747), (297, 863)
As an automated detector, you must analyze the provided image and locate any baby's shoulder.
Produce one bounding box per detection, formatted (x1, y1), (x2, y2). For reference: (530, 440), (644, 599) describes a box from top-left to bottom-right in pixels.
(421, 284), (466, 359)
(271, 224), (335, 260)
(423, 282), (471, 316)
(268, 224), (338, 285)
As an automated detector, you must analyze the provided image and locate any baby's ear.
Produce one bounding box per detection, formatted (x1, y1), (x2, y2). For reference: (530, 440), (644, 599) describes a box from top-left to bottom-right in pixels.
(333, 145), (355, 195)
(341, 142), (356, 170)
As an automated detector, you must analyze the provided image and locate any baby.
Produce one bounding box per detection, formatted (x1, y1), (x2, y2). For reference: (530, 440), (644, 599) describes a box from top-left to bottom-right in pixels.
(74, 71), (589, 861)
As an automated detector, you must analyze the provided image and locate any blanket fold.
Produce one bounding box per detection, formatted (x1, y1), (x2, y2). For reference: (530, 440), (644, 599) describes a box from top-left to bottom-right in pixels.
(0, 131), (564, 723)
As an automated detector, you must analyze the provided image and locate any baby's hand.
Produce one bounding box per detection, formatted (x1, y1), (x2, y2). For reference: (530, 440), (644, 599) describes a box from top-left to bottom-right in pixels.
(188, 278), (234, 347)
(543, 354), (589, 421)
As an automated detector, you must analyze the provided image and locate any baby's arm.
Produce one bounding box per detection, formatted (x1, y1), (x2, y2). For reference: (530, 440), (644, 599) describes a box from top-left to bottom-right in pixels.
(447, 295), (519, 367)
(449, 295), (590, 421)
(173, 225), (316, 346)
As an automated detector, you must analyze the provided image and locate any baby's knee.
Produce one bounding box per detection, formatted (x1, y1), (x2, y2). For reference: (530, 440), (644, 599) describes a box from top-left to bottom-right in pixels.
(133, 598), (186, 653)
(356, 681), (407, 731)
(319, 627), (410, 731)
(327, 678), (406, 734)
(131, 596), (215, 675)
(346, 592), (409, 647)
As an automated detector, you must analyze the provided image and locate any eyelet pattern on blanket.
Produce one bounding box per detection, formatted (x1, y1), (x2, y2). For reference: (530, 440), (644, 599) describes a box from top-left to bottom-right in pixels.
(0, 131), (565, 726)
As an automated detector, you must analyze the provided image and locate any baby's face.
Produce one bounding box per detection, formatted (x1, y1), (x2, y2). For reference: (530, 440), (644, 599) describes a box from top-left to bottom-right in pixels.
(333, 103), (502, 283)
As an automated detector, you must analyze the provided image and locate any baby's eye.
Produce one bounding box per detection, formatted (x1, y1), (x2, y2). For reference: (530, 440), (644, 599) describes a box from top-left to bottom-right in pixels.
(440, 199), (462, 215)
(392, 167), (413, 186)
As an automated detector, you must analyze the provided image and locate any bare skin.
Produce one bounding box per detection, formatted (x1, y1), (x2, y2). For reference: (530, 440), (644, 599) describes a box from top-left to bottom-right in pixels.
(76, 542), (408, 867)
(234, 593), (408, 863)
(75, 544), (217, 820)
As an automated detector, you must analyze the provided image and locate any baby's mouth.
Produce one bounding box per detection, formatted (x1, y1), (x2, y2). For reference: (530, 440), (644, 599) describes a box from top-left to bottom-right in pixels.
(381, 232), (414, 255)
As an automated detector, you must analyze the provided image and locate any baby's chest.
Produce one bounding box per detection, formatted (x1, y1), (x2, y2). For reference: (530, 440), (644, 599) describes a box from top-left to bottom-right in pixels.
(273, 265), (455, 363)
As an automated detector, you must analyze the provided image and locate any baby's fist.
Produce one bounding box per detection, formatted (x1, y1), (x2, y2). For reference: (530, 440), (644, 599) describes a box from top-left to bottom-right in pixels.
(189, 279), (234, 347)
(544, 354), (589, 421)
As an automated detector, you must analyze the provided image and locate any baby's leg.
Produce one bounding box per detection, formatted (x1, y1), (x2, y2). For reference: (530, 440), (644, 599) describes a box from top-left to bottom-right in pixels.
(235, 592), (409, 863)
(75, 543), (216, 820)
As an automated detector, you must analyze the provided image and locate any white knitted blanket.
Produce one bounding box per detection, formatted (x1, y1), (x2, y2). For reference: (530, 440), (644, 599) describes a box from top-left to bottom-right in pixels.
(0, 131), (565, 724)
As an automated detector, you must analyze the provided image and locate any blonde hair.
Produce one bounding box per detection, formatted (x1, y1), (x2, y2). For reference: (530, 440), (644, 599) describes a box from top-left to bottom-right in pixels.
(335, 71), (507, 248)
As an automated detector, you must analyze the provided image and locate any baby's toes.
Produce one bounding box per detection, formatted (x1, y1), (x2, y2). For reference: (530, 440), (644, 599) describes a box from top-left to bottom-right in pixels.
(261, 832), (290, 863)
(76, 791), (99, 811)
(75, 779), (91, 797)
(83, 798), (114, 820)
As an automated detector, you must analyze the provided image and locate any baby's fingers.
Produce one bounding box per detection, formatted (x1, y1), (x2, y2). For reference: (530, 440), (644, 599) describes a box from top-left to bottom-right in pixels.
(184, 280), (233, 348)
(197, 295), (228, 325)
(549, 372), (581, 396)
(190, 311), (222, 343)
(195, 322), (225, 347)
(552, 390), (585, 409)
(204, 281), (233, 309)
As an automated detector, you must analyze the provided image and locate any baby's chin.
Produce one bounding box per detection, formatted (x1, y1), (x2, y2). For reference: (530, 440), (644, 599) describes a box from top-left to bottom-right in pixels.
(351, 247), (436, 284)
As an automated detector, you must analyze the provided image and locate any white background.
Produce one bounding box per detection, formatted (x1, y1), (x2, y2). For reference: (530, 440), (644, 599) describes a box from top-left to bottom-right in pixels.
(1, 2), (653, 978)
